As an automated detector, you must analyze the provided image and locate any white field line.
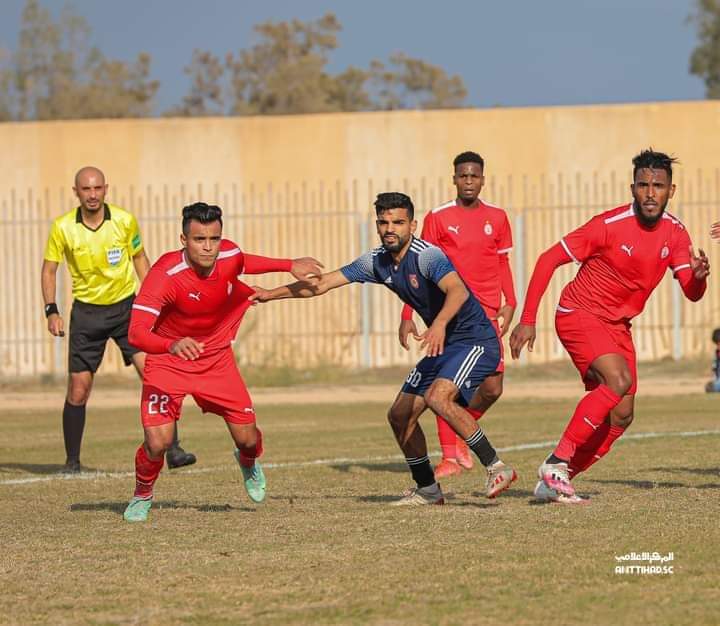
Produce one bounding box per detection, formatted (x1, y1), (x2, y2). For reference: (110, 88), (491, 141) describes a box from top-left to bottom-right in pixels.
(1, 429), (719, 487)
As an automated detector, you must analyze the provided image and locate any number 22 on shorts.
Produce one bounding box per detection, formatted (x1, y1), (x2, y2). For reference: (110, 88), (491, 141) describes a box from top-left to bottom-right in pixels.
(147, 393), (170, 414)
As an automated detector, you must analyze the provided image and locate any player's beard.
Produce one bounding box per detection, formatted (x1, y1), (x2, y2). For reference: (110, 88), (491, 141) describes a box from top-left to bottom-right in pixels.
(382, 233), (407, 253)
(633, 200), (666, 227)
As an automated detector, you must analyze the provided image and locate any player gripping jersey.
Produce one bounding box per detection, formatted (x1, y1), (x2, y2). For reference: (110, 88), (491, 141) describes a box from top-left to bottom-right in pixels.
(122, 202), (323, 522)
(253, 192), (518, 506)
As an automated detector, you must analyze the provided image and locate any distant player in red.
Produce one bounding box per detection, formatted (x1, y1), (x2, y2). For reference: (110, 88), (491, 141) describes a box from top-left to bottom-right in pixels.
(510, 150), (710, 503)
(122, 202), (323, 522)
(399, 151), (517, 479)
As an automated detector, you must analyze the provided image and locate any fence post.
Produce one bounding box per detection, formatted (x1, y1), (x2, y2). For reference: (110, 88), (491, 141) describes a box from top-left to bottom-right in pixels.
(672, 282), (682, 360)
(513, 213), (526, 307)
(513, 212), (526, 364)
(359, 217), (371, 368)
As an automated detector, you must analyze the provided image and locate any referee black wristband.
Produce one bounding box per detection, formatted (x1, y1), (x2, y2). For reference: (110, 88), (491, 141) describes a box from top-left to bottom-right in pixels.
(44, 303), (59, 318)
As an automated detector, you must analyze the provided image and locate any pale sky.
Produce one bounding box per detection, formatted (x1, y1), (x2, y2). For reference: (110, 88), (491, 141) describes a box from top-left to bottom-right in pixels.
(0, 0), (707, 114)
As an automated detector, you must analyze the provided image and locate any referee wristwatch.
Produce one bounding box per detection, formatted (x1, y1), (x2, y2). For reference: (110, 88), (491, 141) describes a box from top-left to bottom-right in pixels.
(44, 303), (60, 318)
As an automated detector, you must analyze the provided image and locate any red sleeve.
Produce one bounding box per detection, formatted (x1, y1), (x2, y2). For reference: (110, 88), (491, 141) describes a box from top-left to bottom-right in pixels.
(499, 254), (517, 308)
(671, 229), (706, 301)
(242, 253), (292, 274)
(560, 215), (605, 263)
(128, 265), (175, 354)
(519, 242), (574, 325)
(496, 212), (513, 254)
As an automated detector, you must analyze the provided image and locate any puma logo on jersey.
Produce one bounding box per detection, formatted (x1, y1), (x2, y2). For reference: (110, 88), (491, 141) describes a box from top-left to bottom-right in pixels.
(620, 244), (634, 257)
(583, 417), (598, 431)
(448, 225), (460, 235)
(188, 291), (201, 301)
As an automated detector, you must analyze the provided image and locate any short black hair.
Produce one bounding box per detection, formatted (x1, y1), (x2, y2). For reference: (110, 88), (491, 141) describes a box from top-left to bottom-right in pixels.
(374, 192), (414, 220)
(632, 149), (678, 181)
(453, 151), (484, 171)
(182, 202), (223, 235)
(712, 328), (720, 344)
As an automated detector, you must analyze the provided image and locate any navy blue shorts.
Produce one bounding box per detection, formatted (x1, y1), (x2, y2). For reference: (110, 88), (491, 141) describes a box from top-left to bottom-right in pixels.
(400, 337), (501, 406)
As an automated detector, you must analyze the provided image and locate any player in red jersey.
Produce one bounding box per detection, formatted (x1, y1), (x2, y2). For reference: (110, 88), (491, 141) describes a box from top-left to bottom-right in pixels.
(399, 152), (517, 479)
(122, 202), (323, 522)
(510, 150), (710, 504)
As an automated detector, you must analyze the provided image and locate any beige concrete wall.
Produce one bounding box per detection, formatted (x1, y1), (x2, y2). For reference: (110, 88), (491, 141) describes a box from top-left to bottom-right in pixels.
(1, 101), (719, 377)
(3, 101), (720, 201)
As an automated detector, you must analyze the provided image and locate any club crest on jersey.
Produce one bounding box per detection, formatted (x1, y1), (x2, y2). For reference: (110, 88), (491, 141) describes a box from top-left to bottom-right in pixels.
(106, 247), (123, 266)
(484, 222), (493, 236)
(409, 273), (419, 289)
(660, 245), (669, 259)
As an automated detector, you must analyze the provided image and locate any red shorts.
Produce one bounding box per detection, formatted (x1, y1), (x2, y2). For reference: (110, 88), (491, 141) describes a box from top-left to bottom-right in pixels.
(140, 347), (255, 427)
(555, 308), (637, 395)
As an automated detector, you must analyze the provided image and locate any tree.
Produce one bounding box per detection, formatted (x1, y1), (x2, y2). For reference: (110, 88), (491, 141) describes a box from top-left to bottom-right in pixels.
(225, 13), (348, 115)
(166, 50), (224, 117)
(1, 0), (159, 121)
(172, 12), (467, 116)
(370, 53), (467, 110)
(689, 0), (720, 98)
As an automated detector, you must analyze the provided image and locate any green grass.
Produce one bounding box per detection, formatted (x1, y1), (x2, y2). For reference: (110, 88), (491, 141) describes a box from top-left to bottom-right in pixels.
(1, 392), (719, 625)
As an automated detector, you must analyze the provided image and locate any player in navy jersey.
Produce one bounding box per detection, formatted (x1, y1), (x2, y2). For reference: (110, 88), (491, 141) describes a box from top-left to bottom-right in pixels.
(252, 192), (517, 505)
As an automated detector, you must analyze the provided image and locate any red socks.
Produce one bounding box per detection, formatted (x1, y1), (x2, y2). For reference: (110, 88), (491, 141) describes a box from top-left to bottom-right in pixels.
(237, 427), (264, 468)
(569, 424), (625, 477)
(437, 409), (485, 459)
(134, 444), (164, 499)
(554, 385), (622, 461)
(436, 415), (457, 459)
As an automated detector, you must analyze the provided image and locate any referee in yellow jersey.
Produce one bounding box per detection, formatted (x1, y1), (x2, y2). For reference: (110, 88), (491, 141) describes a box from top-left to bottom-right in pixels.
(41, 166), (196, 473)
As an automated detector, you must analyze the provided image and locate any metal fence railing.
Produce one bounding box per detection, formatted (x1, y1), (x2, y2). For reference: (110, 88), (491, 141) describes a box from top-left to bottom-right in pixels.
(2, 171), (718, 378)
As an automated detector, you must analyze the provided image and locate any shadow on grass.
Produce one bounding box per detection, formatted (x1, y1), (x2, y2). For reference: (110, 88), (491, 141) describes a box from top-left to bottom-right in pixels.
(0, 462), (99, 475)
(588, 478), (689, 489)
(648, 466), (720, 477)
(328, 461), (407, 474)
(70, 500), (256, 515)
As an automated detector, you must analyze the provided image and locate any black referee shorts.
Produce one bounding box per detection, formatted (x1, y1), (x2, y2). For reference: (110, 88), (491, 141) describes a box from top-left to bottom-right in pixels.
(68, 294), (139, 373)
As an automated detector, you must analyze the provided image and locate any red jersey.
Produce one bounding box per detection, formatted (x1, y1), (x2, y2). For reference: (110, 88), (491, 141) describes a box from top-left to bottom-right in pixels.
(129, 239), (289, 356)
(419, 199), (515, 315)
(559, 204), (693, 322)
(520, 204), (698, 326)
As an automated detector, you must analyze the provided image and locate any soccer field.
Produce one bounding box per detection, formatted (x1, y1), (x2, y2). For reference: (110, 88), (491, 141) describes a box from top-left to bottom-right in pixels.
(1, 390), (719, 626)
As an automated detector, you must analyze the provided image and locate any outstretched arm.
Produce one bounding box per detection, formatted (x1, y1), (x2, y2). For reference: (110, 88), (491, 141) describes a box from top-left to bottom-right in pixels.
(509, 242), (572, 359)
(243, 253), (324, 280)
(251, 269), (350, 302)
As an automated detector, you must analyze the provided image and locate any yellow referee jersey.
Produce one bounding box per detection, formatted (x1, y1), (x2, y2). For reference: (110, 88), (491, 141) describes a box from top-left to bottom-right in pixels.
(44, 203), (144, 305)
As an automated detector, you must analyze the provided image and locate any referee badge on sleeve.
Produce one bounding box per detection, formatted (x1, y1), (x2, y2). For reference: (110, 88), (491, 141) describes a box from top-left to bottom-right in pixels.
(106, 247), (123, 266)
